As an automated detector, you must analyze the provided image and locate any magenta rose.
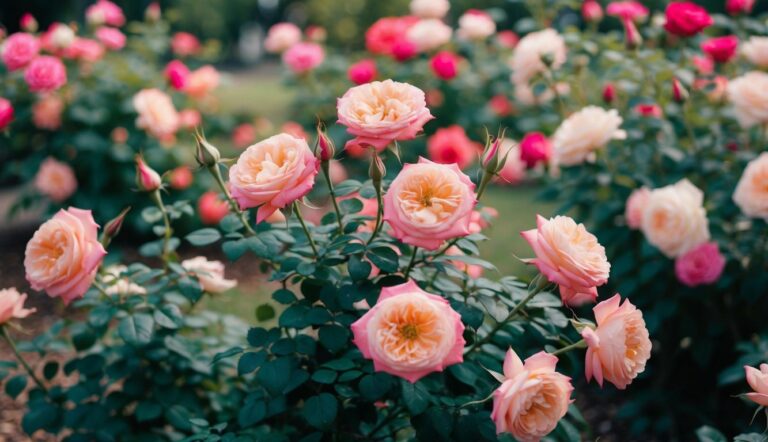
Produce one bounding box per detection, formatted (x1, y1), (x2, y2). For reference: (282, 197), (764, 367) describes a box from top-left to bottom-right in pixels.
(519, 132), (552, 168)
(674, 242), (725, 287)
(663, 2), (713, 37)
(2, 32), (40, 71)
(24, 56), (67, 92)
(701, 35), (739, 63)
(347, 59), (377, 84)
(0, 98), (14, 130)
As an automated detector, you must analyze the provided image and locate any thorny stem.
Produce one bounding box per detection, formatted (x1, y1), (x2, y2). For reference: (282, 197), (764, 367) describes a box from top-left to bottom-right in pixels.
(322, 162), (344, 234)
(150, 190), (173, 266)
(1, 326), (47, 393)
(293, 201), (319, 257)
(403, 247), (419, 278)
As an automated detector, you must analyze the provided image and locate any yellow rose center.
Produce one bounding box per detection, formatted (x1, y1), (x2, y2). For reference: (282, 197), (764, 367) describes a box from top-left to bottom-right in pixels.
(397, 167), (464, 226)
(373, 296), (450, 363)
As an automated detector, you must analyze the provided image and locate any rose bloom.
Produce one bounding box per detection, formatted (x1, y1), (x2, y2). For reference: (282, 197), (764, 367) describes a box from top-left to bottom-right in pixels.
(24, 56), (67, 93)
(34, 157), (77, 202)
(229, 133), (319, 223)
(552, 106), (626, 167)
(20, 13), (38, 33)
(663, 2), (713, 37)
(86, 0), (125, 27)
(406, 19), (452, 52)
(582, 294), (651, 390)
(264, 22), (302, 53)
(178, 108), (202, 130)
(693, 54), (714, 74)
(185, 65), (220, 99)
(491, 349), (572, 441)
(171, 32), (201, 56)
(232, 123), (257, 148)
(32, 94), (65, 130)
(25, 207), (107, 305)
(519, 132), (551, 168)
(281, 121), (308, 140)
(727, 71), (768, 128)
(602, 82), (616, 103)
(489, 94), (514, 117)
(2, 32), (39, 71)
(695, 75), (728, 103)
(102, 265), (147, 296)
(169, 166), (193, 190)
(510, 28), (567, 85)
(701, 35), (738, 63)
(0, 288), (36, 325)
(132, 88), (180, 139)
(727, 0), (755, 15)
(198, 191), (229, 225)
(181, 257), (237, 293)
(742, 37), (768, 68)
(165, 60), (190, 90)
(348, 59), (377, 85)
(427, 125), (480, 170)
(430, 51), (460, 80)
(606, 1), (649, 21)
(582, 0), (604, 22)
(337, 80), (434, 150)
(95, 27), (126, 51)
(634, 103), (663, 118)
(745, 364), (768, 407)
(282, 42), (324, 74)
(365, 17), (418, 57)
(41, 23), (76, 52)
(351, 280), (465, 383)
(496, 31), (519, 49)
(625, 187), (650, 229)
(67, 38), (106, 63)
(384, 158), (476, 250)
(0, 98), (14, 130)
(641, 179), (710, 258)
(410, 0), (450, 18)
(522, 215), (610, 306)
(733, 152), (768, 219)
(457, 9), (496, 40)
(674, 242), (725, 287)
(494, 139), (527, 185)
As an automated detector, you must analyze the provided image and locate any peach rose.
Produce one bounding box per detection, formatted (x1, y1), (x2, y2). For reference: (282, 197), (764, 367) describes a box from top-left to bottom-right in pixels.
(491, 349), (572, 441)
(641, 179), (709, 258)
(178, 108), (202, 129)
(337, 79), (434, 150)
(727, 71), (768, 128)
(552, 106), (625, 166)
(406, 19), (452, 52)
(522, 215), (610, 306)
(184, 65), (220, 99)
(229, 133), (319, 223)
(264, 23), (302, 53)
(745, 364), (768, 407)
(32, 94), (65, 130)
(181, 257), (236, 293)
(625, 187), (650, 229)
(510, 29), (567, 85)
(457, 10), (496, 40)
(733, 152), (768, 219)
(25, 208), (107, 304)
(582, 294), (652, 389)
(426, 125), (480, 170)
(0, 288), (36, 325)
(383, 157), (476, 250)
(132, 88), (180, 139)
(410, 0), (450, 18)
(351, 280), (465, 383)
(34, 157), (77, 202)
(742, 37), (768, 68)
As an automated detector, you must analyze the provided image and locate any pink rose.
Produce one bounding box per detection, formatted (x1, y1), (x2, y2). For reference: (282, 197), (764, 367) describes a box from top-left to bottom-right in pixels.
(232, 123), (257, 148)
(24, 56), (67, 92)
(169, 166), (193, 190)
(33, 94), (65, 130)
(20, 13), (38, 33)
(40, 23), (75, 54)
(634, 103), (663, 118)
(25, 207), (107, 304)
(34, 157), (77, 202)
(132, 88), (180, 139)
(184, 65), (220, 98)
(693, 55), (714, 74)
(726, 0), (755, 15)
(181, 257), (236, 293)
(519, 132), (551, 168)
(606, 1), (649, 21)
(383, 157), (476, 250)
(0, 98), (15, 130)
(282, 42), (324, 74)
(329, 160), (348, 184)
(430, 51), (460, 80)
(198, 191), (229, 225)
(522, 215), (610, 306)
(583, 0), (604, 22)
(165, 60), (190, 90)
(674, 241), (725, 287)
(489, 94), (514, 116)
(427, 125), (480, 169)
(135, 155), (162, 192)
(229, 133), (319, 223)
(351, 280), (465, 383)
(664, 2), (713, 37)
(264, 23), (302, 53)
(701, 35), (738, 63)
(95, 27), (126, 50)
(0, 288), (36, 325)
(347, 59), (377, 85)
(171, 32), (201, 57)
(491, 349), (572, 441)
(745, 364), (768, 406)
(86, 0), (125, 27)
(337, 79), (434, 150)
(582, 294), (652, 389)
(365, 17), (419, 57)
(178, 108), (202, 129)
(625, 187), (650, 229)
(66, 38), (105, 63)
(2, 32), (39, 71)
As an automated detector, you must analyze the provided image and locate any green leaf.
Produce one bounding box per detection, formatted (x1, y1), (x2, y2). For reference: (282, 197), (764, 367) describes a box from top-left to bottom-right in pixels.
(339, 198), (363, 214)
(279, 304), (310, 328)
(311, 369), (337, 384)
(135, 401), (163, 422)
(367, 247), (399, 273)
(272, 289), (297, 304)
(165, 405), (193, 431)
(238, 400), (267, 428)
(154, 304), (183, 329)
(256, 304), (276, 322)
(359, 373), (394, 400)
(5, 375), (26, 398)
(401, 381), (431, 415)
(696, 426), (728, 442)
(21, 401), (57, 434)
(212, 346), (244, 364)
(348, 256), (372, 281)
(118, 314), (154, 345)
(319, 325), (350, 353)
(303, 393), (338, 429)
(222, 238), (249, 261)
(258, 357), (293, 395)
(247, 328), (269, 347)
(43, 362), (59, 380)
(185, 228), (221, 246)
(238, 352), (266, 376)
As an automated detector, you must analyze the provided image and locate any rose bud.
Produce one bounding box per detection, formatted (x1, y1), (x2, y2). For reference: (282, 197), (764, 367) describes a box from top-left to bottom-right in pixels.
(101, 206), (131, 247)
(622, 17), (642, 49)
(602, 83), (616, 104)
(582, 0), (604, 22)
(315, 123), (336, 162)
(20, 13), (38, 32)
(672, 78), (688, 103)
(194, 130), (222, 168)
(135, 155), (162, 192)
(347, 59), (377, 85)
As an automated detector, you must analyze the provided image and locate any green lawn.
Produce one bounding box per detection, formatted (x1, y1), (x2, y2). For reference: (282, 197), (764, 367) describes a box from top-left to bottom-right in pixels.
(217, 68), (294, 120)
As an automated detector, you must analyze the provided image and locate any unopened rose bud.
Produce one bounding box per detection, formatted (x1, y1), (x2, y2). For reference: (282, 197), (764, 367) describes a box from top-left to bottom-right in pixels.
(101, 206), (131, 247)
(672, 78), (688, 103)
(622, 18), (642, 49)
(135, 155), (162, 192)
(20, 13), (38, 33)
(145, 2), (161, 22)
(602, 83), (616, 104)
(582, 0), (603, 23)
(315, 123), (335, 162)
(369, 153), (386, 187)
(481, 135), (501, 172)
(194, 130), (221, 168)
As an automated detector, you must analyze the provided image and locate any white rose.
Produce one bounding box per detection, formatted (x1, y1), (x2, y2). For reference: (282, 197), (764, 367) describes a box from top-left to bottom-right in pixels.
(727, 71), (768, 128)
(457, 10), (496, 40)
(406, 19), (452, 52)
(552, 106), (626, 166)
(742, 37), (768, 68)
(733, 152), (768, 220)
(510, 29), (567, 85)
(181, 257), (237, 293)
(409, 0), (450, 18)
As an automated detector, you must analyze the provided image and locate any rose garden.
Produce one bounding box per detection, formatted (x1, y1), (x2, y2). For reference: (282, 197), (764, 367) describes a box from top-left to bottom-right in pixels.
(0, 0), (767, 440)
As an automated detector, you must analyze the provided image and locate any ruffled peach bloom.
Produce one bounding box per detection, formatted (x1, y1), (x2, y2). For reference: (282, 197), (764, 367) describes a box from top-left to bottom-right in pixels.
(495, 139), (526, 185)
(24, 208), (107, 305)
(34, 157), (77, 202)
(457, 10), (496, 40)
(0, 288), (36, 325)
(522, 215), (610, 306)
(491, 349), (573, 441)
(229, 133), (319, 223)
(181, 257), (237, 293)
(383, 158), (476, 250)
(733, 152), (768, 220)
(641, 179), (709, 258)
(264, 23), (302, 53)
(337, 80), (434, 150)
(742, 37), (768, 68)
(406, 19), (452, 52)
(410, 0), (450, 18)
(132, 88), (180, 139)
(510, 29), (567, 85)
(582, 294), (652, 389)
(727, 71), (768, 128)
(184, 65), (219, 99)
(625, 187), (650, 229)
(745, 364), (768, 407)
(32, 94), (65, 130)
(552, 106), (625, 166)
(351, 280), (465, 383)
